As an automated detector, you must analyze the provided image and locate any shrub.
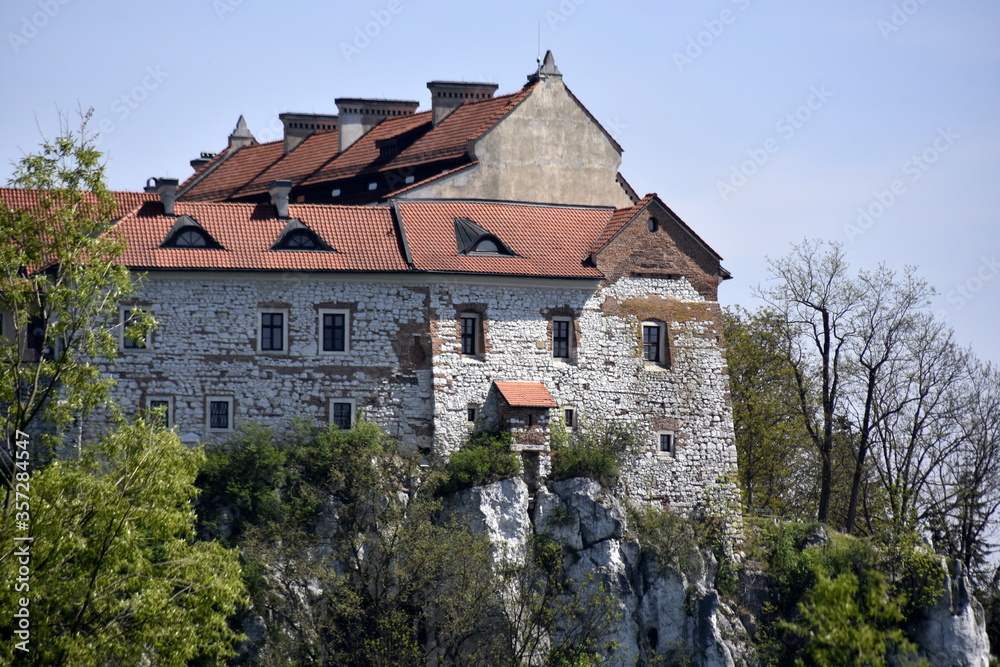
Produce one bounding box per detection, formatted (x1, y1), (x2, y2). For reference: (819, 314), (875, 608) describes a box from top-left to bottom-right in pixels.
(440, 430), (521, 495)
(628, 505), (702, 580)
(551, 419), (642, 488)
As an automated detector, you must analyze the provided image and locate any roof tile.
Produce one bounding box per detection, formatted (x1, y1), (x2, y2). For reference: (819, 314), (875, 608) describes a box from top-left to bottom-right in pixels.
(495, 381), (558, 408)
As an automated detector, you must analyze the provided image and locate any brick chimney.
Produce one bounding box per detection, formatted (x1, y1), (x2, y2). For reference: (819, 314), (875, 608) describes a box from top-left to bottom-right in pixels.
(426, 81), (498, 127)
(190, 151), (216, 172)
(268, 180), (292, 219)
(228, 115), (256, 150)
(335, 98), (419, 154)
(280, 113), (339, 155)
(145, 177), (179, 216)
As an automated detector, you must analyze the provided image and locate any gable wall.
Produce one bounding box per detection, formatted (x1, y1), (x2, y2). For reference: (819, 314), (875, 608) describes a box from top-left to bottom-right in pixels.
(596, 202), (723, 300)
(399, 79), (634, 208)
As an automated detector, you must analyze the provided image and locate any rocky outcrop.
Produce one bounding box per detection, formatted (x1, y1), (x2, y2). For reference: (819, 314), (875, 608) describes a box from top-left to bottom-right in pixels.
(913, 560), (992, 667)
(442, 476), (531, 563)
(533, 477), (749, 666)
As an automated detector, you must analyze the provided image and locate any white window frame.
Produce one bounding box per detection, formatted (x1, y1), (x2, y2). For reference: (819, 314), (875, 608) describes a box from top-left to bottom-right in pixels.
(329, 398), (357, 430)
(257, 309), (289, 354)
(120, 307), (152, 351)
(459, 312), (482, 357)
(146, 395), (174, 428)
(656, 430), (676, 459)
(318, 309), (351, 354)
(206, 397), (234, 432)
(552, 316), (574, 360)
(641, 320), (667, 367)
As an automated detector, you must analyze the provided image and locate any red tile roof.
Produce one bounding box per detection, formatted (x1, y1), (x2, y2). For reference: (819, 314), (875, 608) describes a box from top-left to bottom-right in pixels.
(114, 201), (408, 272)
(0, 187), (156, 219)
(177, 83), (537, 202)
(180, 141), (285, 202)
(395, 200), (610, 279)
(494, 381), (558, 408)
(590, 193), (656, 253)
(235, 130), (341, 197)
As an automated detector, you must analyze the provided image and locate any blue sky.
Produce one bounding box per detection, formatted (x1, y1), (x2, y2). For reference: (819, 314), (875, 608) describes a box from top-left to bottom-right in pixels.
(2, 0), (998, 364)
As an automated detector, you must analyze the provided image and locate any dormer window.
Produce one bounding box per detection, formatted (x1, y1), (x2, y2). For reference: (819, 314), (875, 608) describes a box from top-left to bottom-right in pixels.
(270, 219), (334, 252)
(453, 217), (517, 257)
(174, 229), (209, 247)
(161, 216), (223, 249)
(276, 230), (320, 250)
(472, 237), (500, 253)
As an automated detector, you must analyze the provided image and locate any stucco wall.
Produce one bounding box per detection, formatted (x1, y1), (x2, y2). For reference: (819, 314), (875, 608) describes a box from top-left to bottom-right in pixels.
(400, 78), (635, 208)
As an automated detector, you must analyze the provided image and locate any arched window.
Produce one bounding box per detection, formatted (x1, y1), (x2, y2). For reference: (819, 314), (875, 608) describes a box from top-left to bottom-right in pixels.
(472, 238), (500, 253)
(282, 231), (318, 249)
(174, 228), (208, 247)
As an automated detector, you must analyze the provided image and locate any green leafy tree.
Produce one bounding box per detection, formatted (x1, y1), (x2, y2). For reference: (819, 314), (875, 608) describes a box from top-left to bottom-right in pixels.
(0, 418), (246, 666)
(723, 306), (813, 517)
(0, 112), (152, 475)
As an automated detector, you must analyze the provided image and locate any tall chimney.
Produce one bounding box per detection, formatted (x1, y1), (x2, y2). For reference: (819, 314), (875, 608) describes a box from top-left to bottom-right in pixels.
(426, 81), (498, 127)
(335, 98), (419, 154)
(280, 113), (339, 155)
(268, 180), (292, 219)
(228, 115), (256, 150)
(149, 177), (179, 216)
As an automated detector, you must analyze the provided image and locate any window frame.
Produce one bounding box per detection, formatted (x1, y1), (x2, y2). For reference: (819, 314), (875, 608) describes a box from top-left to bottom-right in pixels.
(459, 312), (481, 357)
(466, 404), (479, 424)
(562, 406), (577, 430)
(258, 309), (289, 354)
(146, 396), (174, 428)
(206, 397), (234, 432)
(329, 398), (357, 430)
(552, 316), (574, 359)
(120, 307), (151, 351)
(641, 320), (668, 367)
(318, 309), (351, 355)
(657, 430), (676, 459)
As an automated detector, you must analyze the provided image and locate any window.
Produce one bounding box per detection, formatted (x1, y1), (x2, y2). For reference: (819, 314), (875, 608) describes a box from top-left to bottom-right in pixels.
(330, 399), (356, 430)
(647, 217), (658, 233)
(552, 318), (572, 358)
(460, 313), (480, 356)
(642, 321), (667, 365)
(146, 396), (173, 428)
(467, 405), (478, 423)
(319, 310), (349, 353)
(206, 397), (233, 431)
(121, 308), (149, 350)
(563, 408), (576, 429)
(174, 228), (208, 247)
(281, 231), (317, 249)
(658, 431), (676, 458)
(259, 311), (287, 353)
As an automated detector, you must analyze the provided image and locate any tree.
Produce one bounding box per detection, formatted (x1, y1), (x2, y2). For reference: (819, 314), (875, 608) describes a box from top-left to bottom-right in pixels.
(723, 306), (813, 517)
(0, 418), (246, 666)
(0, 112), (150, 479)
(754, 239), (859, 524)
